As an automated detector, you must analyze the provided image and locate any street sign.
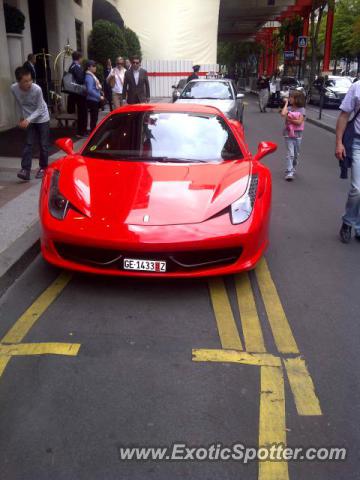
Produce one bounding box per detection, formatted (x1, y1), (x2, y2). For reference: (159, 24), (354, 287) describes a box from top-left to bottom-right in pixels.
(284, 51), (295, 60)
(298, 36), (308, 48)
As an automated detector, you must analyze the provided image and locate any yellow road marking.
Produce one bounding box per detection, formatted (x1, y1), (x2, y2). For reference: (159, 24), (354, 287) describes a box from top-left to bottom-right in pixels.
(0, 272), (79, 380)
(0, 342), (80, 357)
(208, 278), (243, 350)
(0, 358), (10, 377)
(259, 365), (289, 480)
(1, 272), (72, 344)
(235, 274), (266, 353)
(255, 259), (299, 354)
(192, 348), (281, 367)
(283, 357), (322, 416)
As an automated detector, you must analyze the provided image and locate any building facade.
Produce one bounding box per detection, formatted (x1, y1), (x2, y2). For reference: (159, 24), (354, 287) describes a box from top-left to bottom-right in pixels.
(0, 0), (220, 131)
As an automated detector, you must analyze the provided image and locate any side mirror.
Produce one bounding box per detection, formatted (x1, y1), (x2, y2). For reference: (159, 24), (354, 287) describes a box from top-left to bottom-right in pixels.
(236, 93), (244, 99)
(171, 85), (176, 89)
(55, 137), (74, 155)
(253, 141), (277, 162)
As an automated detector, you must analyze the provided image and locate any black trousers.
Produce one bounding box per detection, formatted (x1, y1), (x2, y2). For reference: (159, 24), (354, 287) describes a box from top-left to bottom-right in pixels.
(21, 121), (49, 171)
(87, 100), (99, 132)
(71, 94), (87, 135)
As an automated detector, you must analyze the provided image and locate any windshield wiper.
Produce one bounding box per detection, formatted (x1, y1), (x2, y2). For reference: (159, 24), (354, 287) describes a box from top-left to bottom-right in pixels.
(152, 157), (207, 163)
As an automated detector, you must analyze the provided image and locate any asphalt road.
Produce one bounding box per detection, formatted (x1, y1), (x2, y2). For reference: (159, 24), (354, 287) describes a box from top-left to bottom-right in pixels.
(0, 95), (358, 480)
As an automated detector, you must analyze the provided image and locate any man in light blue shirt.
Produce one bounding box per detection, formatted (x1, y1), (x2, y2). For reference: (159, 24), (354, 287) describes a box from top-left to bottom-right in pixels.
(11, 66), (50, 181)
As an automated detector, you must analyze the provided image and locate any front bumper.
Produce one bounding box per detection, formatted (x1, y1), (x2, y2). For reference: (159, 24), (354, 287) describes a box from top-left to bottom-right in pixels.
(40, 197), (270, 278)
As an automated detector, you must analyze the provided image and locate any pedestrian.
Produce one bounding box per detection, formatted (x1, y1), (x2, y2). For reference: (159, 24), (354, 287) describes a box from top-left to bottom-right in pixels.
(11, 66), (50, 181)
(106, 56), (126, 109)
(335, 80), (360, 243)
(122, 56), (150, 105)
(85, 60), (103, 132)
(68, 51), (87, 138)
(257, 71), (270, 112)
(125, 58), (131, 70)
(103, 58), (113, 111)
(23, 53), (37, 82)
(187, 65), (200, 83)
(280, 90), (306, 181)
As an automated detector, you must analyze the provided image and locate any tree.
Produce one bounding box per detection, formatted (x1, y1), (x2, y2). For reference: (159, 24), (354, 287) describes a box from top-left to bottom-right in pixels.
(308, 0), (329, 85)
(123, 27), (142, 59)
(88, 20), (127, 66)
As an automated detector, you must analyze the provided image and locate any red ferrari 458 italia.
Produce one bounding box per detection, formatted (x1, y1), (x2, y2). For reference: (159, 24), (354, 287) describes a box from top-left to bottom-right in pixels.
(40, 103), (276, 277)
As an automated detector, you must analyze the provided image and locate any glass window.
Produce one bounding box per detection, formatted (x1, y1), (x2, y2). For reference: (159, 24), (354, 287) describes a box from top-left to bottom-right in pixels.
(75, 20), (83, 53)
(83, 111), (243, 163)
(181, 81), (233, 100)
(327, 77), (352, 88)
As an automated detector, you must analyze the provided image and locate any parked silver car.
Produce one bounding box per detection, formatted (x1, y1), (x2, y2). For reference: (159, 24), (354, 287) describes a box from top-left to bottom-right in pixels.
(175, 79), (245, 122)
(171, 79), (188, 103)
(309, 76), (353, 107)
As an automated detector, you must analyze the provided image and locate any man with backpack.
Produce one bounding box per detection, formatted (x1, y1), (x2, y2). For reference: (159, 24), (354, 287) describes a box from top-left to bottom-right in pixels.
(68, 51), (87, 137)
(336, 81), (360, 243)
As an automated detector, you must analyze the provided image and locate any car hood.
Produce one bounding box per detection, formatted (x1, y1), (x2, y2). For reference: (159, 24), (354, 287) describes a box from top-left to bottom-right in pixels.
(327, 87), (349, 94)
(176, 98), (235, 114)
(58, 156), (251, 226)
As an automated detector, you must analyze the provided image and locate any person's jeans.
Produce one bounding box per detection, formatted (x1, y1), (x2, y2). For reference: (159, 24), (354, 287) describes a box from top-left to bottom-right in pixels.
(284, 135), (302, 173)
(21, 121), (49, 171)
(343, 136), (360, 232)
(87, 100), (99, 132)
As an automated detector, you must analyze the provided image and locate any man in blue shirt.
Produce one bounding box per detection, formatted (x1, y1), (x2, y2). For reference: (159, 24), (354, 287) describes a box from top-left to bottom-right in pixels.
(336, 81), (360, 243)
(11, 66), (49, 181)
(68, 51), (87, 137)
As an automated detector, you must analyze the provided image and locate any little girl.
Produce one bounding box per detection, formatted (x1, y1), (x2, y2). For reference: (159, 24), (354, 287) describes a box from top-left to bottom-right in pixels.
(280, 91), (306, 181)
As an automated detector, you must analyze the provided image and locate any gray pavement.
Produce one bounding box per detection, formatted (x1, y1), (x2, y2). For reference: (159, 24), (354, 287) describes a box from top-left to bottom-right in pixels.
(0, 95), (358, 479)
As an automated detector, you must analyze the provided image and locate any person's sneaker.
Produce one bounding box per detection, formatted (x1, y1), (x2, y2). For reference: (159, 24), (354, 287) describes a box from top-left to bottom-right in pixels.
(35, 168), (46, 179)
(17, 169), (30, 181)
(285, 171), (294, 181)
(339, 223), (352, 243)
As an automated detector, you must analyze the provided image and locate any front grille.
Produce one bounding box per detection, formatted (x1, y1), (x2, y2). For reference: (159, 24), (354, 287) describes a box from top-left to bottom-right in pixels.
(54, 242), (242, 272)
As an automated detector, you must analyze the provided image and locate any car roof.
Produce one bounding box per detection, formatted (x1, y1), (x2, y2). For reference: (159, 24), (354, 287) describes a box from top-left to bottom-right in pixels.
(110, 102), (226, 117)
(188, 78), (230, 83)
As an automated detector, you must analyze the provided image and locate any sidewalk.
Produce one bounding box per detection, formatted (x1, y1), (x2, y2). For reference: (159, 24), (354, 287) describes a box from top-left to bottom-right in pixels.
(0, 100), (171, 291)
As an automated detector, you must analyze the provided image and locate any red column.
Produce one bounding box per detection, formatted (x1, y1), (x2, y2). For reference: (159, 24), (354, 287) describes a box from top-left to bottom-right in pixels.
(323, 7), (334, 72)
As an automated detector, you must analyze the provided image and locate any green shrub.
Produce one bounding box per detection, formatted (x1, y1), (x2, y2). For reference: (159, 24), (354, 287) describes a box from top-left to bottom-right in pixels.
(124, 27), (142, 59)
(4, 3), (25, 34)
(88, 20), (127, 66)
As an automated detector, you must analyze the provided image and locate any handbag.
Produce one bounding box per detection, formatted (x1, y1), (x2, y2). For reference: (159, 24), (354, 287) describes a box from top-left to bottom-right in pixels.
(61, 71), (86, 96)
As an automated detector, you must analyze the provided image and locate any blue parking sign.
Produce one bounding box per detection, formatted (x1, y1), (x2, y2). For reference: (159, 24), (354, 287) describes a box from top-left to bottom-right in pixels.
(298, 36), (308, 48)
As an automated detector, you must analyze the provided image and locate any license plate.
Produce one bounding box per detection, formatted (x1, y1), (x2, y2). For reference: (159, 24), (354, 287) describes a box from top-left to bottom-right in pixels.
(123, 258), (167, 272)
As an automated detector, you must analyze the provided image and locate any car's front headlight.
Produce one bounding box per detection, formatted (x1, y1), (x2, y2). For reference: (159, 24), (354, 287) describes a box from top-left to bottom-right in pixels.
(230, 175), (258, 224)
(49, 170), (70, 220)
(325, 90), (336, 98)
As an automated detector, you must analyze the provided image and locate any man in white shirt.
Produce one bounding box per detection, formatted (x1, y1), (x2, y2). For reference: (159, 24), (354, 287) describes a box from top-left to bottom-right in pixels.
(107, 56), (126, 108)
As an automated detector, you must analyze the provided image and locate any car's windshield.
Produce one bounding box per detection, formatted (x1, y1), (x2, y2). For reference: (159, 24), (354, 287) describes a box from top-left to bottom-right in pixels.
(281, 78), (298, 87)
(180, 81), (233, 100)
(326, 77), (352, 89)
(82, 111), (243, 163)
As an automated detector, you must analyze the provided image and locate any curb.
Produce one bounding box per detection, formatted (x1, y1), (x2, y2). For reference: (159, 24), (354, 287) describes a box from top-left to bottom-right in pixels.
(306, 117), (336, 134)
(0, 222), (40, 296)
